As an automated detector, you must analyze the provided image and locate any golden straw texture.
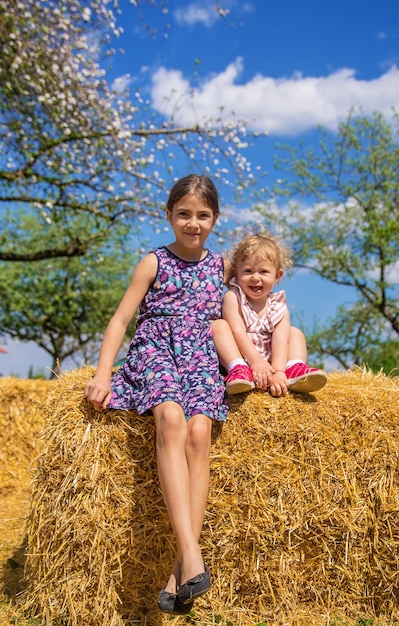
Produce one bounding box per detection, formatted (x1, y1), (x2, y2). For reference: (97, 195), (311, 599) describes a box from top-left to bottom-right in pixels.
(0, 378), (54, 546)
(20, 367), (399, 625)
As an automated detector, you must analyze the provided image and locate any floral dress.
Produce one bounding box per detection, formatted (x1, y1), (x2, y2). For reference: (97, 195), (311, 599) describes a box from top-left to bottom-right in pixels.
(108, 246), (228, 422)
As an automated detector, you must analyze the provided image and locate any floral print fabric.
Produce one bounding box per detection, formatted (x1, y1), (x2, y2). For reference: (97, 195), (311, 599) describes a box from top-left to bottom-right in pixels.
(108, 246), (228, 422)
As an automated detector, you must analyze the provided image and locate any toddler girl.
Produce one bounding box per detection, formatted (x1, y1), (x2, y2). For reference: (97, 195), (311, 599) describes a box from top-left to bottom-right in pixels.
(222, 231), (327, 397)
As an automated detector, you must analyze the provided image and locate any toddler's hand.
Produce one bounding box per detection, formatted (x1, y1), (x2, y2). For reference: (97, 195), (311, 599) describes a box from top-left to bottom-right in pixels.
(251, 359), (273, 390)
(84, 376), (112, 411)
(269, 370), (288, 397)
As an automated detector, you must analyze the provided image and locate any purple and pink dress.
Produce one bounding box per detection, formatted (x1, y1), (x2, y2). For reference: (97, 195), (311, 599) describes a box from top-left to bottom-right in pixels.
(108, 246), (228, 422)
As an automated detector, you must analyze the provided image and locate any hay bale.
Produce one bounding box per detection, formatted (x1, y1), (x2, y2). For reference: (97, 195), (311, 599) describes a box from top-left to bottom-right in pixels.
(0, 377), (55, 546)
(22, 367), (399, 625)
(0, 377), (55, 624)
(0, 377), (54, 485)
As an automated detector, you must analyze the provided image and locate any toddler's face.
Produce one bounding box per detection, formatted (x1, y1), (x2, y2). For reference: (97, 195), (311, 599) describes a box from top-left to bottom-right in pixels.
(235, 255), (283, 302)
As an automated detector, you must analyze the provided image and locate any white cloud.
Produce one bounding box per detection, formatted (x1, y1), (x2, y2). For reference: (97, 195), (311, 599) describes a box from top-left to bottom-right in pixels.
(150, 58), (399, 136)
(111, 73), (132, 93)
(174, 0), (255, 26)
(242, 2), (254, 14)
(174, 2), (218, 27)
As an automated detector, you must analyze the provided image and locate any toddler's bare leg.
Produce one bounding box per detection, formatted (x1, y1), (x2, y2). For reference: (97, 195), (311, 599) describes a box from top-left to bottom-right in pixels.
(287, 326), (307, 361)
(211, 318), (243, 368)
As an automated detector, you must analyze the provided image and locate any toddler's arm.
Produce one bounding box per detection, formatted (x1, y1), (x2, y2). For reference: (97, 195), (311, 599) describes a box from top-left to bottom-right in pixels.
(222, 290), (272, 389)
(84, 253), (157, 410)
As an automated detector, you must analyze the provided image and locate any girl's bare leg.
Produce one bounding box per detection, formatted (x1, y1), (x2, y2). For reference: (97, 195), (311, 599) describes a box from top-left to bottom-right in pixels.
(185, 413), (212, 574)
(153, 402), (210, 592)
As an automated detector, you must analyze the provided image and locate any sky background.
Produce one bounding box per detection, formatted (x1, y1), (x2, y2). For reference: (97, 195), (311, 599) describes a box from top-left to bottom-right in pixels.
(1, 0), (399, 377)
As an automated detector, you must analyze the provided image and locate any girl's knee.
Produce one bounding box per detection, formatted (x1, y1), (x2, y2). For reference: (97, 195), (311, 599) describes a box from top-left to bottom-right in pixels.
(154, 404), (186, 445)
(186, 416), (212, 456)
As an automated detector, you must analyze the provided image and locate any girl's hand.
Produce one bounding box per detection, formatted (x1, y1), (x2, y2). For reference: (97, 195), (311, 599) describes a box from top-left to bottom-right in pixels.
(84, 376), (112, 411)
(251, 358), (273, 390)
(268, 370), (288, 397)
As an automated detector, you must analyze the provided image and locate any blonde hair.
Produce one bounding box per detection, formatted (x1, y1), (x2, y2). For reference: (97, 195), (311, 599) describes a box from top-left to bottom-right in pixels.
(225, 231), (292, 285)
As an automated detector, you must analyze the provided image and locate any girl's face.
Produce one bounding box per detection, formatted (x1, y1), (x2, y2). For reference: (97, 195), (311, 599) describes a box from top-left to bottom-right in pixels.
(167, 194), (218, 255)
(235, 255), (283, 303)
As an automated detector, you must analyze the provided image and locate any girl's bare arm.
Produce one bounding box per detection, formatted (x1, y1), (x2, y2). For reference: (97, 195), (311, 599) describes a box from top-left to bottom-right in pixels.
(84, 253), (158, 409)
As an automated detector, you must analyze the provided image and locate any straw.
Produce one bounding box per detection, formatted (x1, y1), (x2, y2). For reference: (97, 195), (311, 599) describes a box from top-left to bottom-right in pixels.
(15, 367), (399, 625)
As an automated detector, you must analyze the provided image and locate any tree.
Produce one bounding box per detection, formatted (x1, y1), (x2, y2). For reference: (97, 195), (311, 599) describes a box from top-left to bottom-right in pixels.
(0, 227), (137, 376)
(0, 0), (265, 369)
(0, 0), (263, 263)
(305, 303), (399, 373)
(257, 110), (399, 370)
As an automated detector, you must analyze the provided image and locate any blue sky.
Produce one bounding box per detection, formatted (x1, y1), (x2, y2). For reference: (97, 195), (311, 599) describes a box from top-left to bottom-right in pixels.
(1, 0), (399, 377)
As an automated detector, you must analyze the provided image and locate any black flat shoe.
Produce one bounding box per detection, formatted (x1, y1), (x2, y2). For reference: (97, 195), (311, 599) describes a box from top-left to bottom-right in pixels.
(157, 587), (194, 615)
(177, 563), (211, 604)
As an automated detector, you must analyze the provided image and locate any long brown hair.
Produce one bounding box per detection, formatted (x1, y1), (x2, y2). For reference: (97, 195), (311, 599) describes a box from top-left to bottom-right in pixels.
(166, 174), (219, 216)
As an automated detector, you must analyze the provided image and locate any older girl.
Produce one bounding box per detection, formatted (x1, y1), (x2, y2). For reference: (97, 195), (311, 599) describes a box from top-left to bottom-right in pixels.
(85, 175), (252, 615)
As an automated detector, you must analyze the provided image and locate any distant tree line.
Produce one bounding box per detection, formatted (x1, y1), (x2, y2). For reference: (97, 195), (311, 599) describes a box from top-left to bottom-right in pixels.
(0, 0), (262, 375)
(257, 110), (399, 375)
(0, 1), (397, 375)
